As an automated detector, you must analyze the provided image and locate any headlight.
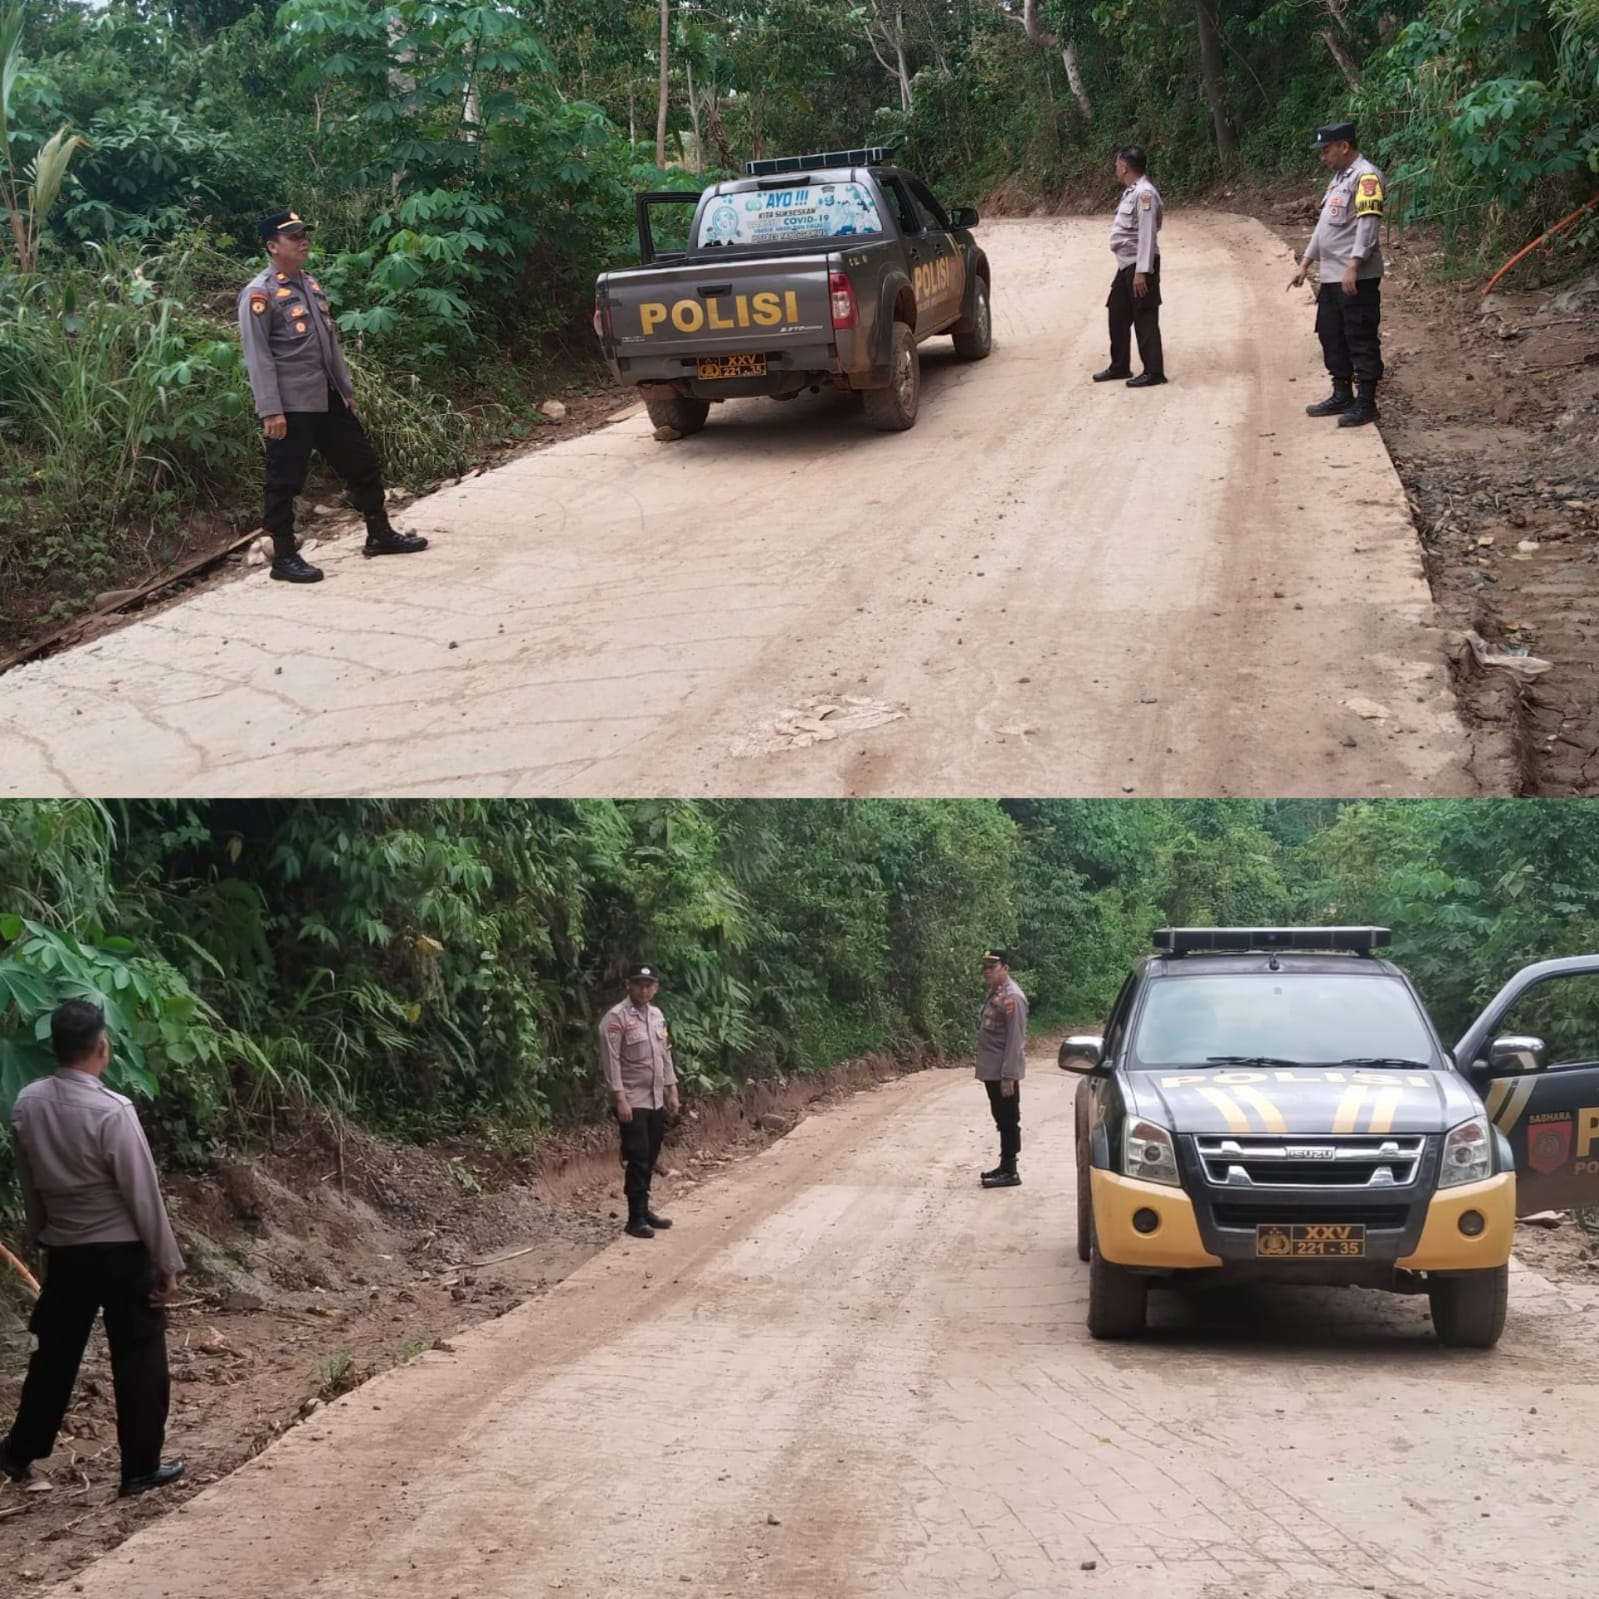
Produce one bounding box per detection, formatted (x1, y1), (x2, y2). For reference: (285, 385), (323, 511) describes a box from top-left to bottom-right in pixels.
(1439, 1115), (1493, 1188)
(1123, 1119), (1180, 1186)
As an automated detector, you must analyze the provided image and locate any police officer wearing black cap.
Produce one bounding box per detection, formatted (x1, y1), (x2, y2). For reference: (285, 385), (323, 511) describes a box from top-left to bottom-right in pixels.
(238, 210), (428, 584)
(597, 965), (680, 1239)
(976, 949), (1028, 1188)
(1288, 123), (1388, 429)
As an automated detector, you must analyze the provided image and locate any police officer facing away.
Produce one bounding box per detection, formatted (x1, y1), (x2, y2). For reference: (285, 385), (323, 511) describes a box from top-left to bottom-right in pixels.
(239, 210), (428, 584)
(1288, 123), (1387, 428)
(1, 1002), (186, 1498)
(1095, 146), (1166, 389)
(977, 949), (1028, 1188)
(598, 965), (681, 1239)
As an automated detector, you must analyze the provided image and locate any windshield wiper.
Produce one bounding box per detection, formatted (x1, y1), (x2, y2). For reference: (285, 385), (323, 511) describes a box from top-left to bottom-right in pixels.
(1204, 1055), (1304, 1068)
(1333, 1056), (1433, 1070)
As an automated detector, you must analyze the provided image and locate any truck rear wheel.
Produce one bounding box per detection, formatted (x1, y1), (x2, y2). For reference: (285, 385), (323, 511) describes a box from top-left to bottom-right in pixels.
(862, 321), (919, 432)
(645, 394), (710, 437)
(1087, 1233), (1147, 1339)
(952, 277), (992, 360)
(1075, 1143), (1091, 1263)
(1428, 1265), (1508, 1349)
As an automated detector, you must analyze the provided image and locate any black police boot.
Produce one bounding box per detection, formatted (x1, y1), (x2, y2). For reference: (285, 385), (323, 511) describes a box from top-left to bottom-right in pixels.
(1, 1439), (30, 1482)
(1093, 366), (1132, 382)
(270, 551), (324, 584)
(982, 1157), (1022, 1189)
(363, 515), (429, 558)
(1305, 380), (1353, 417)
(1338, 382), (1379, 428)
(1126, 371), (1168, 389)
(979, 1163), (1007, 1186)
(120, 1461), (185, 1498)
(623, 1196), (655, 1240)
(644, 1208), (673, 1230)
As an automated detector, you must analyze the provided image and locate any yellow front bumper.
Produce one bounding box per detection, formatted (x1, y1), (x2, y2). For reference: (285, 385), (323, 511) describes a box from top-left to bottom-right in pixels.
(1397, 1172), (1515, 1271)
(1090, 1169), (1221, 1268)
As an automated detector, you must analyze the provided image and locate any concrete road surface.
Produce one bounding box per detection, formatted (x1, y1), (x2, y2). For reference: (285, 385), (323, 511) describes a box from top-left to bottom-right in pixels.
(53, 1052), (1599, 1599)
(2, 216), (1486, 798)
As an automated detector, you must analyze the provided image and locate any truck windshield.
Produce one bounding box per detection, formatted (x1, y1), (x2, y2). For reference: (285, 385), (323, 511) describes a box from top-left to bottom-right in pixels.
(1131, 973), (1435, 1067)
(696, 181), (885, 249)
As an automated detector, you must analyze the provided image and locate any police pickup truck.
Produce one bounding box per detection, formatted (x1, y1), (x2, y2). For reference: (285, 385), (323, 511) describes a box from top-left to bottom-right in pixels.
(1062, 927), (1599, 1347)
(592, 147), (991, 436)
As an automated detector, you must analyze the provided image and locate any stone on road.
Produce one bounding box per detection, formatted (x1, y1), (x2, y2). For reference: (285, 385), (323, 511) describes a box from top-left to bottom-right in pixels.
(53, 1056), (1599, 1599)
(2, 216), (1484, 798)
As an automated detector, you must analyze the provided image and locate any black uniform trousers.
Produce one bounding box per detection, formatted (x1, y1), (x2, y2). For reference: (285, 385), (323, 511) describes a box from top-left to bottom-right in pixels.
(1106, 258), (1164, 378)
(1315, 278), (1384, 385)
(262, 388), (385, 557)
(984, 1080), (1022, 1162)
(619, 1107), (668, 1202)
(5, 1243), (169, 1483)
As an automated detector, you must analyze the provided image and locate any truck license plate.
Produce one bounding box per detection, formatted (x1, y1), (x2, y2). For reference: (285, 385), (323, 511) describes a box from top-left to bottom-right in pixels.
(1255, 1223), (1366, 1258)
(696, 353), (767, 380)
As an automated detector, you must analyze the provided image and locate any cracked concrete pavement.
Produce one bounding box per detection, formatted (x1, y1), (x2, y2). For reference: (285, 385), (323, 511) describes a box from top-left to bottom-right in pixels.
(51, 1046), (1599, 1599)
(6, 215), (1490, 799)
(1, 214), (1492, 798)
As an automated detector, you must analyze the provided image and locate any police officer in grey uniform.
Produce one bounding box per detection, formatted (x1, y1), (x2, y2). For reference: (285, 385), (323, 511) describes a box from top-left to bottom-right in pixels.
(238, 210), (428, 584)
(976, 949), (1028, 1188)
(1289, 123), (1387, 428)
(597, 965), (681, 1238)
(1095, 146), (1166, 388)
(1, 1002), (186, 1498)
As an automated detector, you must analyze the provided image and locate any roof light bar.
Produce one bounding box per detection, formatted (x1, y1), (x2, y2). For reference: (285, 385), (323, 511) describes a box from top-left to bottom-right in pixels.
(745, 146), (895, 177)
(1152, 927), (1391, 955)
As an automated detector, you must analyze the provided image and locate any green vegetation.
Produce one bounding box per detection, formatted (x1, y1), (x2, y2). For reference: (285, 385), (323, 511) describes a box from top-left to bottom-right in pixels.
(4, 798), (1598, 1222)
(3, 0), (1595, 640)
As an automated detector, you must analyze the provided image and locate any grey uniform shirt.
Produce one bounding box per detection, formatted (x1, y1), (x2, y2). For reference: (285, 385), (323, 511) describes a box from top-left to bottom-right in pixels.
(1302, 156), (1385, 280)
(598, 1000), (678, 1111)
(1109, 176), (1162, 273)
(975, 978), (1029, 1083)
(238, 264), (356, 417)
(11, 1071), (185, 1276)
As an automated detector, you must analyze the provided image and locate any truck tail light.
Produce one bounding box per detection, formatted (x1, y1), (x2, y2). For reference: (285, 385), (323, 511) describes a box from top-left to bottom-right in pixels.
(593, 291), (612, 343)
(828, 271), (857, 330)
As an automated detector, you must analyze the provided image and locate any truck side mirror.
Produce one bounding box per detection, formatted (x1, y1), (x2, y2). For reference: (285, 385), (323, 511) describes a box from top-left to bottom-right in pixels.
(948, 205), (980, 229)
(1059, 1035), (1104, 1074)
(1487, 1034), (1547, 1076)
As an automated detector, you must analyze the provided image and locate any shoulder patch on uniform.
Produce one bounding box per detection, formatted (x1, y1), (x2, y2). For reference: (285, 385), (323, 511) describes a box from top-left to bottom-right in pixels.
(1003, 996), (1016, 1015)
(1140, 193), (1152, 209)
(607, 1020), (623, 1034)
(249, 292), (267, 314)
(1355, 174), (1384, 217)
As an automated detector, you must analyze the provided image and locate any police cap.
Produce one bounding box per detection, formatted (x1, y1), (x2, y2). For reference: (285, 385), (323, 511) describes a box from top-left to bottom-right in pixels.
(1310, 122), (1357, 150)
(981, 948), (1012, 969)
(257, 209), (315, 242)
(628, 964), (661, 983)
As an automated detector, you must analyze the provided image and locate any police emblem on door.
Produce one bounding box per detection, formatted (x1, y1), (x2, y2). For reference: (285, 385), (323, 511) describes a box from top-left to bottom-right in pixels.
(1527, 1113), (1573, 1175)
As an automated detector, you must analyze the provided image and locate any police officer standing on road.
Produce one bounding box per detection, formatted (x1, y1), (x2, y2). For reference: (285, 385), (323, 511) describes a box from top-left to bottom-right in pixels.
(238, 210), (428, 584)
(976, 949), (1028, 1188)
(598, 965), (681, 1239)
(1095, 146), (1166, 389)
(1, 1002), (186, 1498)
(1289, 123), (1387, 428)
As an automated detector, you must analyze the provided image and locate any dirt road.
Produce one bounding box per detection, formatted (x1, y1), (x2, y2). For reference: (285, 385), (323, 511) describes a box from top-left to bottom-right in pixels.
(51, 1049), (1599, 1599)
(0, 216), (1493, 798)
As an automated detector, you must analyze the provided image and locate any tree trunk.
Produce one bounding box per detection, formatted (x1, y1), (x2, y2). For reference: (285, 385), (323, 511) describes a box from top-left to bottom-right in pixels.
(655, 0), (671, 169)
(685, 56), (702, 171)
(1318, 28), (1362, 92)
(1193, 0), (1237, 158)
(894, 6), (912, 113)
(1019, 0), (1091, 119)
